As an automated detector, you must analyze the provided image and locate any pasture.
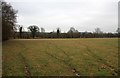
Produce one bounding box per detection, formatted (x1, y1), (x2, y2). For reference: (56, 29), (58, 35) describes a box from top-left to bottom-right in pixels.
(2, 38), (118, 76)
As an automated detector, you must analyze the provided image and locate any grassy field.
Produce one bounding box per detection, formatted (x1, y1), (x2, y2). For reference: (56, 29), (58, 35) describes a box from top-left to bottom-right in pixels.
(2, 38), (118, 76)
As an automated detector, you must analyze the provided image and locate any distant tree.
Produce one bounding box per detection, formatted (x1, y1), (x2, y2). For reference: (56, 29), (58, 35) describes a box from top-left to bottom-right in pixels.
(116, 28), (120, 33)
(2, 1), (17, 41)
(94, 28), (103, 34)
(94, 28), (103, 38)
(27, 25), (39, 38)
(41, 27), (45, 33)
(67, 27), (79, 38)
(57, 27), (60, 38)
(15, 24), (23, 38)
(116, 28), (120, 37)
(40, 27), (45, 38)
(19, 26), (23, 38)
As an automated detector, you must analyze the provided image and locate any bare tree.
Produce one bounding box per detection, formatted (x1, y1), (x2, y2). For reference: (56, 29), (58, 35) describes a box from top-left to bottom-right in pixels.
(19, 26), (23, 38)
(68, 27), (79, 33)
(2, 1), (17, 40)
(41, 27), (45, 33)
(67, 27), (79, 38)
(57, 27), (61, 38)
(27, 25), (39, 38)
(94, 28), (103, 34)
(116, 28), (120, 33)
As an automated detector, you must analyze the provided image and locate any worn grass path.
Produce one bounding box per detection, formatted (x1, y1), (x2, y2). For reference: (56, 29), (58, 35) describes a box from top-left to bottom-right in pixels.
(2, 38), (118, 76)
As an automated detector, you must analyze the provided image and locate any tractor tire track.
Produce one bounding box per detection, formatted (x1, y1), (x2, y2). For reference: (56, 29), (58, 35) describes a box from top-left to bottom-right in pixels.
(76, 41), (118, 76)
(45, 41), (81, 76)
(45, 52), (80, 76)
(19, 53), (32, 78)
(17, 41), (32, 78)
(85, 46), (118, 76)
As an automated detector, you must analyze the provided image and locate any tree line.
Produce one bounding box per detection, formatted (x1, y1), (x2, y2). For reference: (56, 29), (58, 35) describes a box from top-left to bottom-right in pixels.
(13, 25), (119, 39)
(2, 1), (120, 41)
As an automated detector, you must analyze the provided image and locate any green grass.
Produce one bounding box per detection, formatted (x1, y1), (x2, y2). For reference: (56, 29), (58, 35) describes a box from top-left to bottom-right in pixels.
(2, 38), (118, 76)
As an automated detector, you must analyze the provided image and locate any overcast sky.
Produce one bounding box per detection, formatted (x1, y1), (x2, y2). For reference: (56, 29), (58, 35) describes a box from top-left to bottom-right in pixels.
(6, 0), (119, 32)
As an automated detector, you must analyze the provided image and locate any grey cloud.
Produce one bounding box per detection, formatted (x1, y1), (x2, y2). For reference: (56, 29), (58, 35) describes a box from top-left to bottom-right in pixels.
(6, 0), (119, 32)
